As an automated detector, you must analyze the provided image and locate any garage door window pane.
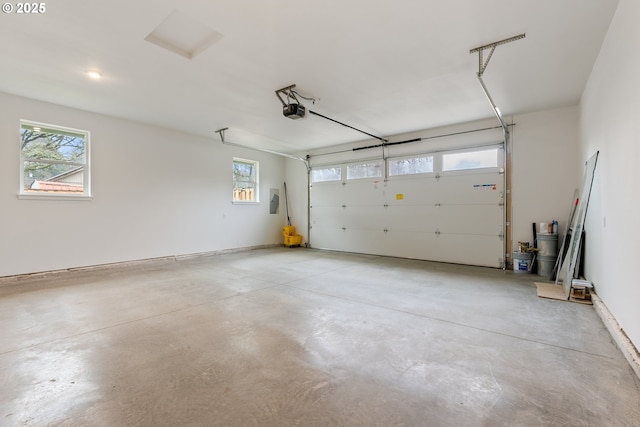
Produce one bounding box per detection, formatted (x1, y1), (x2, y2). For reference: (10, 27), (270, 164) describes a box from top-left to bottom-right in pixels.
(347, 161), (382, 179)
(442, 148), (498, 171)
(388, 156), (433, 176)
(312, 167), (341, 183)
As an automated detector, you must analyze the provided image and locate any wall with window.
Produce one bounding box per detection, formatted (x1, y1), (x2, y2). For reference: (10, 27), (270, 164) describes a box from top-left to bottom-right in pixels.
(19, 121), (91, 197)
(579, 0), (640, 351)
(0, 91), (285, 277)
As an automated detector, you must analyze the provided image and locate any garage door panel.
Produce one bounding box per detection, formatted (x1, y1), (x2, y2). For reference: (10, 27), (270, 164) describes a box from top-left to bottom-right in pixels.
(380, 231), (441, 260)
(336, 229), (388, 254)
(342, 180), (385, 205)
(433, 173), (504, 205)
(310, 206), (343, 228)
(309, 145), (505, 268)
(372, 232), (501, 267)
(310, 183), (343, 206)
(383, 178), (439, 205)
(312, 227), (389, 255)
(344, 206), (386, 230)
(384, 175), (503, 206)
(311, 224), (344, 250)
(383, 205), (438, 234)
(434, 234), (503, 267)
(437, 205), (503, 235)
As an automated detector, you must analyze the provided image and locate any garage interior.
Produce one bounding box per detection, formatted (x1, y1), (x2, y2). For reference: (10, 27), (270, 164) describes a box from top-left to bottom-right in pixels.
(1, 1), (640, 426)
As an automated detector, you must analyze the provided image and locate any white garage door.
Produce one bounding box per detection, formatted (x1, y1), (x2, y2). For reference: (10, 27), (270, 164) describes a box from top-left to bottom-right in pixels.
(310, 145), (505, 268)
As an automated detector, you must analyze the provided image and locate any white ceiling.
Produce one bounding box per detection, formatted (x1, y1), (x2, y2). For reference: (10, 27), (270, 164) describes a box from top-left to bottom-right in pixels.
(0, 0), (619, 153)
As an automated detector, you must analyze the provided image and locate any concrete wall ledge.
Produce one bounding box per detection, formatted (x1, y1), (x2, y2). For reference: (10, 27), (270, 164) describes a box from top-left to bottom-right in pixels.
(593, 294), (640, 380)
(0, 244), (282, 287)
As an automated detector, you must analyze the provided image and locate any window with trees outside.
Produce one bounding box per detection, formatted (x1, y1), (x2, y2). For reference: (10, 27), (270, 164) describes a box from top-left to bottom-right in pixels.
(233, 158), (259, 202)
(20, 121), (90, 198)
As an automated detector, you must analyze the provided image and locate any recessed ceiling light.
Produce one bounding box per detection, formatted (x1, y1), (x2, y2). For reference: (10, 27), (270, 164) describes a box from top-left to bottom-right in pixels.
(86, 70), (102, 80)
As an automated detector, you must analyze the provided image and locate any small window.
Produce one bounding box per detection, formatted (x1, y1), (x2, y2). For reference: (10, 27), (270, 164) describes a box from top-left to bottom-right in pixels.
(20, 121), (90, 197)
(442, 148), (498, 171)
(346, 161), (382, 180)
(388, 155), (433, 176)
(311, 167), (342, 183)
(233, 158), (259, 202)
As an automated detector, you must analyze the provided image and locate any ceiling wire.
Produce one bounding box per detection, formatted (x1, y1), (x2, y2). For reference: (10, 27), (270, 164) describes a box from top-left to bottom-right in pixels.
(289, 89), (317, 105)
(308, 110), (388, 143)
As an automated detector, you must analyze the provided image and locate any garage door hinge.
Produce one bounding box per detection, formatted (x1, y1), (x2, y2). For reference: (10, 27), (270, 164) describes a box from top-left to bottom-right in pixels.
(499, 199), (504, 206)
(499, 231), (505, 240)
(342, 204), (347, 209)
(383, 227), (389, 233)
(435, 229), (441, 236)
(341, 226), (347, 231)
(435, 202), (441, 207)
(435, 173), (441, 181)
(383, 203), (389, 208)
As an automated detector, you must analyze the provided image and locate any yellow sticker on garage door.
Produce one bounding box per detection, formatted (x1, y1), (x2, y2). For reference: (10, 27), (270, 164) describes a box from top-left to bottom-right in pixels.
(395, 194), (404, 200)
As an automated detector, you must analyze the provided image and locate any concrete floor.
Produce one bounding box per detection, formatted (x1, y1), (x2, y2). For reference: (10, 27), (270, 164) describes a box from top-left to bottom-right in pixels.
(1, 248), (639, 427)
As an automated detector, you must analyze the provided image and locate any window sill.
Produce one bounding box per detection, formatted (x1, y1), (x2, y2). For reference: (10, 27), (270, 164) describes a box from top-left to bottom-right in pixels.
(232, 200), (259, 205)
(18, 193), (93, 201)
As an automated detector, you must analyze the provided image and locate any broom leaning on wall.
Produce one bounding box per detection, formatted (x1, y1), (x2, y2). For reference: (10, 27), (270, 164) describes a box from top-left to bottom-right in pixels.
(283, 182), (302, 247)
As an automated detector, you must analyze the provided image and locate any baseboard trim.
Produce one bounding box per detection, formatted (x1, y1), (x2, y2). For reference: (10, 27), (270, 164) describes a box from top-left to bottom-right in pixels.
(592, 293), (640, 380)
(0, 244), (282, 286)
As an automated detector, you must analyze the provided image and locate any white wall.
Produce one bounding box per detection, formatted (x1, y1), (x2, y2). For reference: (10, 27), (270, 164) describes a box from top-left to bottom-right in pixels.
(580, 0), (640, 349)
(284, 157), (310, 245)
(0, 91), (286, 277)
(510, 106), (581, 245)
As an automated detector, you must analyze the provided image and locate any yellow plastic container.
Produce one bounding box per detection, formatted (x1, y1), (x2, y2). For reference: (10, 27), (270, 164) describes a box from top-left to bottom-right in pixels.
(283, 225), (296, 236)
(284, 234), (302, 247)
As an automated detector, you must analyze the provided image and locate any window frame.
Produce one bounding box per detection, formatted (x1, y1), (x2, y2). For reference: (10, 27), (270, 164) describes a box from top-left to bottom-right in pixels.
(232, 157), (259, 203)
(387, 154), (435, 178)
(346, 160), (383, 180)
(441, 147), (500, 173)
(311, 166), (342, 183)
(18, 120), (92, 200)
